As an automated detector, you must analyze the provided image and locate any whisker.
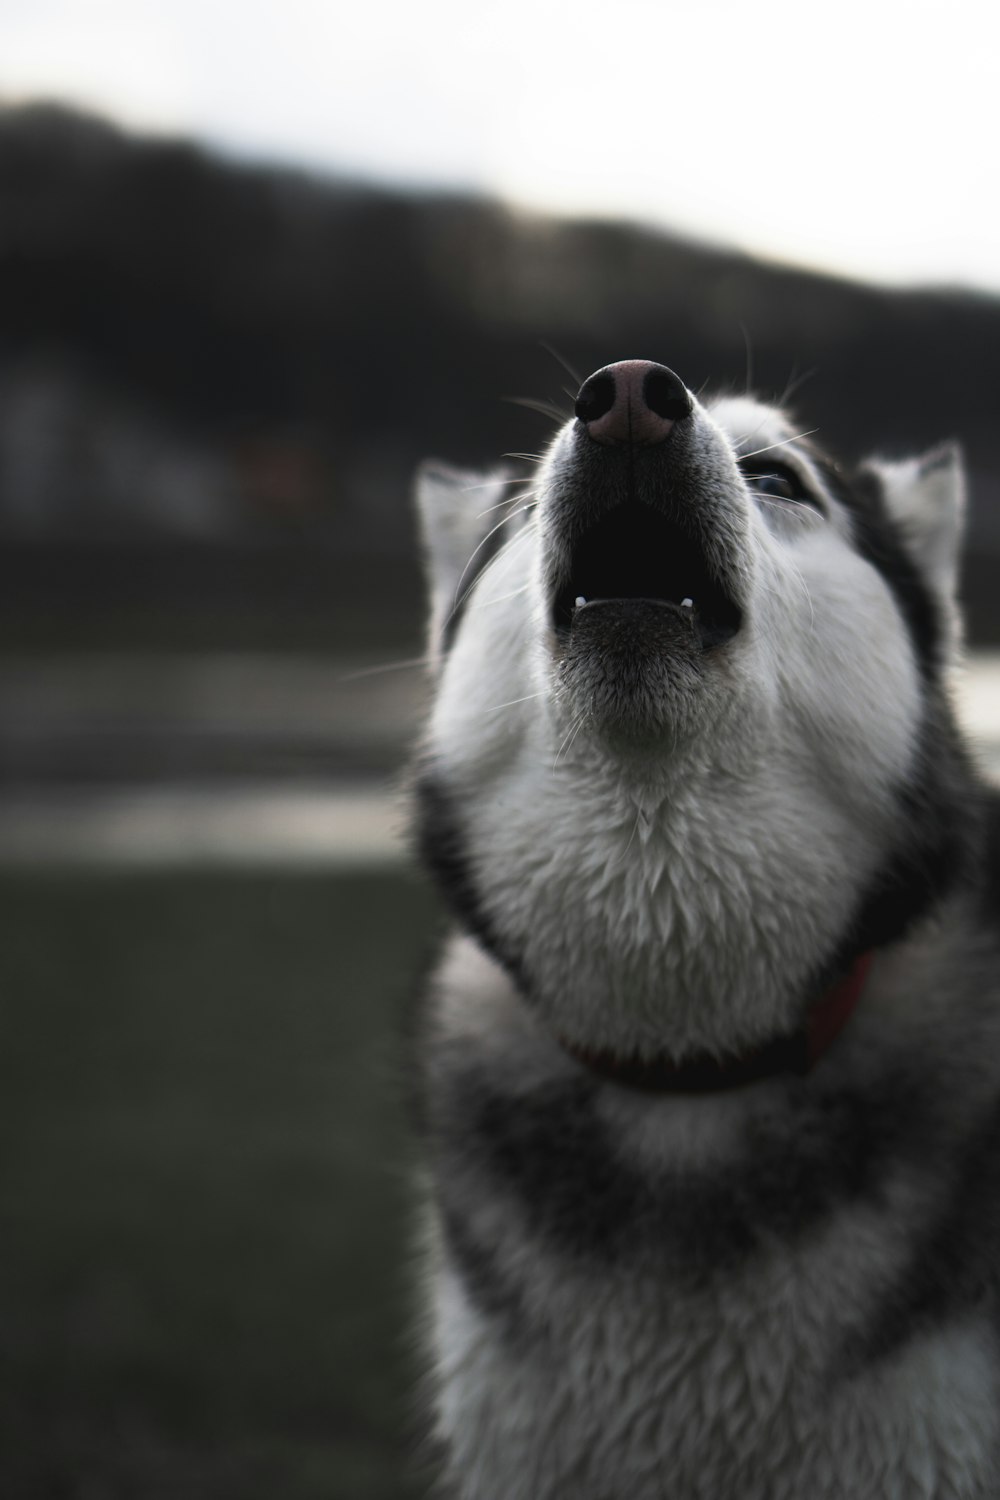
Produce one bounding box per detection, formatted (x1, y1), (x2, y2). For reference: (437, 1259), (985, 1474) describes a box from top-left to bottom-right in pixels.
(470, 519), (536, 586)
(553, 710), (588, 770)
(736, 414), (774, 453)
(539, 341), (583, 387)
(475, 491), (535, 520)
(451, 505), (534, 609)
(504, 451), (547, 465)
(485, 691), (546, 715)
(780, 364), (819, 406)
(741, 429), (819, 462)
(339, 654), (432, 682)
(753, 493), (815, 521)
(784, 559), (816, 632)
(480, 582), (533, 607)
(504, 396), (570, 424)
(459, 474), (530, 493)
(443, 520), (534, 631)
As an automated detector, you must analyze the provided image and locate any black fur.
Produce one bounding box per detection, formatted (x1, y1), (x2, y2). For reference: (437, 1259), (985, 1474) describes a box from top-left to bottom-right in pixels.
(821, 460), (946, 679)
(413, 767), (533, 998)
(839, 1098), (1000, 1375)
(430, 1059), (944, 1279)
(414, 389), (1000, 1495)
(827, 700), (981, 975)
(441, 500), (528, 654)
(436, 1199), (536, 1346)
(976, 787), (1000, 924)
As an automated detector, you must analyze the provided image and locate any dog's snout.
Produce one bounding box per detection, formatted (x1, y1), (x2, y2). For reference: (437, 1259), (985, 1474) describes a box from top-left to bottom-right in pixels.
(574, 361), (692, 447)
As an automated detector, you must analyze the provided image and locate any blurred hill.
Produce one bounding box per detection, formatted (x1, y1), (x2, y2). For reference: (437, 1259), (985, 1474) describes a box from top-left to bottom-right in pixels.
(2, 101), (1000, 647)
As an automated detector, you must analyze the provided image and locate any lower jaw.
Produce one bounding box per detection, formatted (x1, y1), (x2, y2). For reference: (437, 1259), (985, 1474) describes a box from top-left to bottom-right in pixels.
(557, 585), (742, 644)
(556, 611), (709, 739)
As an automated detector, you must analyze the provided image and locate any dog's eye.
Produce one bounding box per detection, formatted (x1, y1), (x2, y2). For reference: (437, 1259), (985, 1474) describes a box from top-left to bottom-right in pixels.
(740, 461), (818, 509)
(750, 473), (797, 500)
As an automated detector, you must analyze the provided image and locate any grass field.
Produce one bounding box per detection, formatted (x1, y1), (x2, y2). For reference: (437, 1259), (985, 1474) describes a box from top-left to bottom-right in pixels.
(0, 866), (442, 1499)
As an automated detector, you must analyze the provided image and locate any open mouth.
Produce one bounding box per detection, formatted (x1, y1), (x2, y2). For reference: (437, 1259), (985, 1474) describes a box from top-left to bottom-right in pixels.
(553, 501), (742, 649)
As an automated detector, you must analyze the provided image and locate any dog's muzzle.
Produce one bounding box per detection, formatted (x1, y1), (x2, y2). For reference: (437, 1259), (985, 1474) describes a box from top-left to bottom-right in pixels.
(550, 361), (743, 651)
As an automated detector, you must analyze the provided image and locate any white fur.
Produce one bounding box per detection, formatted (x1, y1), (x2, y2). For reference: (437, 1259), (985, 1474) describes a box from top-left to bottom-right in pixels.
(426, 396), (922, 1059)
(421, 916), (1000, 1497)
(865, 444), (966, 661)
(416, 385), (994, 1498)
(428, 1195), (999, 1500)
(415, 460), (515, 665)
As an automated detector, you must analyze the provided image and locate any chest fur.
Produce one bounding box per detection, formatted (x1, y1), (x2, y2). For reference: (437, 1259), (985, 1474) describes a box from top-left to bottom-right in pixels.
(429, 1215), (999, 1500)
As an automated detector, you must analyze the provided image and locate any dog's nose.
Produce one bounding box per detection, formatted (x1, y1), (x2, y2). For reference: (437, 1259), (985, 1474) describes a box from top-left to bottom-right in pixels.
(574, 361), (692, 446)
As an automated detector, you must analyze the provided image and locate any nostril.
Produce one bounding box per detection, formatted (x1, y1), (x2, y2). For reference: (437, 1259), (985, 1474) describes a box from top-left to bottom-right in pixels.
(575, 360), (691, 447)
(574, 372), (616, 425)
(644, 367), (692, 422)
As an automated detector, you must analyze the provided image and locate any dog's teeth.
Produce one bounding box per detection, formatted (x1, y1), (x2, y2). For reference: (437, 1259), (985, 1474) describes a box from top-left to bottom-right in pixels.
(681, 598), (694, 609)
(575, 596), (587, 608)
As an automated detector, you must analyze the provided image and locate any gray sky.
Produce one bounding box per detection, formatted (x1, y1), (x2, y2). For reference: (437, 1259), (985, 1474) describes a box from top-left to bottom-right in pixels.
(3, 0), (999, 290)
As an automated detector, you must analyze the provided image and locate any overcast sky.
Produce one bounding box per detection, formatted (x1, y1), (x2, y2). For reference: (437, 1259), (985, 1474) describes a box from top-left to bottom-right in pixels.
(3, 0), (999, 291)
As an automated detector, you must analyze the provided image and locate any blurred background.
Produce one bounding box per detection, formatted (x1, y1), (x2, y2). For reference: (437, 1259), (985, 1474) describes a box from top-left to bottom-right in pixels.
(2, 2), (1000, 1495)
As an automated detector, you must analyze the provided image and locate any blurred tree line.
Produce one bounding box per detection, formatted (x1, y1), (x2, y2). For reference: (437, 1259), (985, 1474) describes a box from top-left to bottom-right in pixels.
(2, 101), (999, 646)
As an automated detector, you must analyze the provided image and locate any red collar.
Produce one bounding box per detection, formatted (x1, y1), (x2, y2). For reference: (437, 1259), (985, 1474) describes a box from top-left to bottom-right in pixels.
(561, 951), (873, 1094)
(804, 949), (873, 1067)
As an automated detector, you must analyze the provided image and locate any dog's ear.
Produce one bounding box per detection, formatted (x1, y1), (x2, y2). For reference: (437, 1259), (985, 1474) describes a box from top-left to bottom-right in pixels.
(862, 443), (966, 601)
(860, 444), (966, 662)
(414, 460), (511, 656)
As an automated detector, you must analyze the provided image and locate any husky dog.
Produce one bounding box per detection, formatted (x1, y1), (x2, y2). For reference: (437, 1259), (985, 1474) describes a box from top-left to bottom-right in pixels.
(411, 360), (1000, 1499)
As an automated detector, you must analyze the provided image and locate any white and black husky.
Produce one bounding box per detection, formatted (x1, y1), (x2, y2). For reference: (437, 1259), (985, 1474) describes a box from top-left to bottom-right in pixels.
(411, 359), (1000, 1499)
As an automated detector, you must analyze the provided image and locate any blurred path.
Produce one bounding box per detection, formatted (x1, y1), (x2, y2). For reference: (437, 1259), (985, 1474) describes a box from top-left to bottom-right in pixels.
(0, 783), (407, 867)
(1, 651), (998, 865)
(0, 651), (428, 783)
